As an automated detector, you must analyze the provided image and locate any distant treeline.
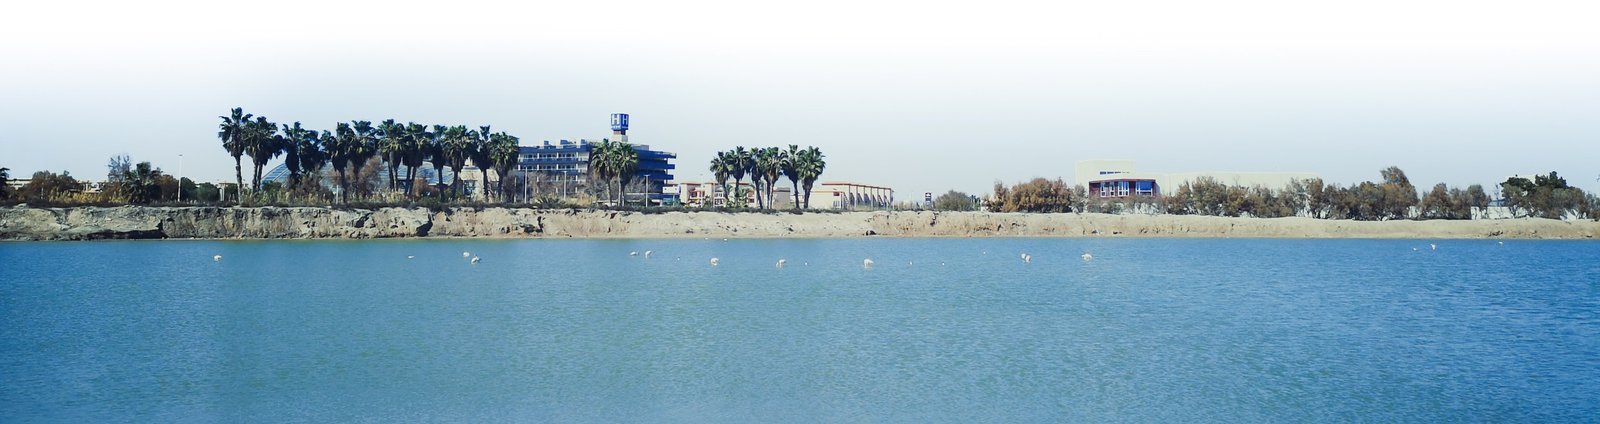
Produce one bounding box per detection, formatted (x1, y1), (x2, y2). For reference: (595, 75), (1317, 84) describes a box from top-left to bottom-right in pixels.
(975, 167), (1598, 221)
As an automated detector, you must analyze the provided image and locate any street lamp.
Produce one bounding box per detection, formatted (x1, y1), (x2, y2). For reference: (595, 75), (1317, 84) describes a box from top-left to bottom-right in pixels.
(177, 154), (184, 202)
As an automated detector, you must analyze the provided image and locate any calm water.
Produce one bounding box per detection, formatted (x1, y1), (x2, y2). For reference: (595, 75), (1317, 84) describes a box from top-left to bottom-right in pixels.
(1, 238), (1597, 422)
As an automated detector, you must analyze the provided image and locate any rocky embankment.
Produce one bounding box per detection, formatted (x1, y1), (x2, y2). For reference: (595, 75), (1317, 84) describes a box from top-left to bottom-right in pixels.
(1, 206), (1597, 241)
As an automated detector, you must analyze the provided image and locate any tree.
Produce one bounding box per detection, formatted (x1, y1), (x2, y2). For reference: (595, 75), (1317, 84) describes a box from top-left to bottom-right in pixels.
(324, 127), (351, 203)
(178, 177), (197, 202)
(121, 161), (165, 204)
(195, 182), (220, 202)
(588, 139), (638, 207)
(796, 146), (826, 209)
(780, 145), (802, 210)
(750, 148), (767, 209)
(992, 178), (1075, 213)
(757, 147), (784, 209)
(1378, 166), (1417, 220)
(1420, 183), (1454, 219)
(1505, 172), (1588, 220)
(708, 151), (733, 207)
(441, 125), (477, 199)
(218, 107), (252, 204)
(377, 119), (405, 191)
(19, 171), (82, 203)
(347, 122), (379, 199)
(295, 129), (328, 192)
(490, 132), (520, 201)
(730, 146), (751, 206)
(279, 122), (309, 190)
(933, 190), (977, 211)
(470, 127), (497, 201)
(1501, 177), (1535, 218)
(0, 167), (11, 200)
(428, 124), (450, 195)
(1467, 184), (1489, 219)
(104, 154), (133, 202)
(988, 182), (1009, 212)
(402, 122), (429, 196)
(243, 116), (281, 192)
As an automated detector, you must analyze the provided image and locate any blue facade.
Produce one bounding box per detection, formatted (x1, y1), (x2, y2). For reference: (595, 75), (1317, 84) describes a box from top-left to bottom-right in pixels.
(1089, 179), (1159, 198)
(517, 139), (676, 199)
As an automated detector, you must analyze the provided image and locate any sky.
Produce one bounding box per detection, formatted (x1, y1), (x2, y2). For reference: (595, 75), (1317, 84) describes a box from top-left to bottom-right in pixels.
(3, 0), (1598, 198)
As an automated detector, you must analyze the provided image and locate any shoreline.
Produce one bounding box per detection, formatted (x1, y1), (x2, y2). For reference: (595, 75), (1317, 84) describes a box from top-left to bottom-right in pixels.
(2, 206), (1597, 241)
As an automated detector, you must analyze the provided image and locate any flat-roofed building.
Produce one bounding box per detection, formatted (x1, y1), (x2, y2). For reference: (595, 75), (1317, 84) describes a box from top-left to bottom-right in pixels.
(673, 181), (893, 210)
(1076, 160), (1318, 198)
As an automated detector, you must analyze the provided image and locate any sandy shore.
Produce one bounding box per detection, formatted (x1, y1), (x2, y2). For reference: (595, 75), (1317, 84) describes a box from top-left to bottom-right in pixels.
(1, 206), (1596, 241)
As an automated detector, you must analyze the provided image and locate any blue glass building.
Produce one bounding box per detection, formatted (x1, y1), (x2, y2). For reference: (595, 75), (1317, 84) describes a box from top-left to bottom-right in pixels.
(517, 139), (676, 202)
(516, 114), (676, 203)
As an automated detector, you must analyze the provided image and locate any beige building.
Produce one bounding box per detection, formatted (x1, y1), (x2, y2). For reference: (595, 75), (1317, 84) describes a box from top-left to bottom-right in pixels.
(671, 181), (893, 210)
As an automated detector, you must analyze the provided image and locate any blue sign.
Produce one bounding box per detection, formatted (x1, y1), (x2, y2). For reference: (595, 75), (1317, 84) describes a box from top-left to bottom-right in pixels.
(611, 113), (629, 131)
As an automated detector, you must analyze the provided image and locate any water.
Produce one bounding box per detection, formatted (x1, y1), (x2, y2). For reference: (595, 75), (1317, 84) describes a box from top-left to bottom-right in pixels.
(1, 238), (1597, 422)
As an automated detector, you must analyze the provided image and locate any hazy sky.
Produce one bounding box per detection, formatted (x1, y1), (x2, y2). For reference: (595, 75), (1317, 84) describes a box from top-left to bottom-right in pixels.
(4, 0), (1598, 197)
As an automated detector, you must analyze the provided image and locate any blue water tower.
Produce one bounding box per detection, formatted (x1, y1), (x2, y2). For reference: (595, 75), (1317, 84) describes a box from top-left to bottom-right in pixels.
(610, 113), (629, 134)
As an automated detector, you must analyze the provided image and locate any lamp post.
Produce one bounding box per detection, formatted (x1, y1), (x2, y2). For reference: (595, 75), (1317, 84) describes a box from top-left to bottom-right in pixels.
(177, 154), (184, 202)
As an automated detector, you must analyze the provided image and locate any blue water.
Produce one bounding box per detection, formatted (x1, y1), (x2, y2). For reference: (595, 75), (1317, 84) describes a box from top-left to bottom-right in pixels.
(1, 238), (1597, 422)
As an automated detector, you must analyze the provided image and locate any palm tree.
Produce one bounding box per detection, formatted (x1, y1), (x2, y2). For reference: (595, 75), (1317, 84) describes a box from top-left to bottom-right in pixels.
(587, 139), (639, 207)
(489, 132), (520, 201)
(243, 116), (281, 193)
(757, 147), (784, 209)
(708, 151), (732, 207)
(280, 122), (308, 190)
(296, 130), (327, 193)
(588, 140), (612, 203)
(347, 123), (379, 200)
(218, 107), (252, 204)
(428, 124), (450, 195)
(730, 146), (751, 208)
(323, 128), (349, 202)
(376, 119), (404, 191)
(403, 122), (429, 196)
(123, 162), (164, 204)
(470, 127), (496, 202)
(441, 126), (476, 199)
(781, 144), (802, 210)
(751, 148), (768, 209)
(797, 146), (826, 209)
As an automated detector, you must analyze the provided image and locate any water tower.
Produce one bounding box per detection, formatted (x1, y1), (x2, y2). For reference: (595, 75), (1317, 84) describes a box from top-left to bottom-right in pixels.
(610, 113), (629, 142)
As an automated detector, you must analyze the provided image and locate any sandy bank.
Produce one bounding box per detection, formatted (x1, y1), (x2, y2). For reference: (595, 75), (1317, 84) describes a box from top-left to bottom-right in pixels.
(1, 206), (1596, 241)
